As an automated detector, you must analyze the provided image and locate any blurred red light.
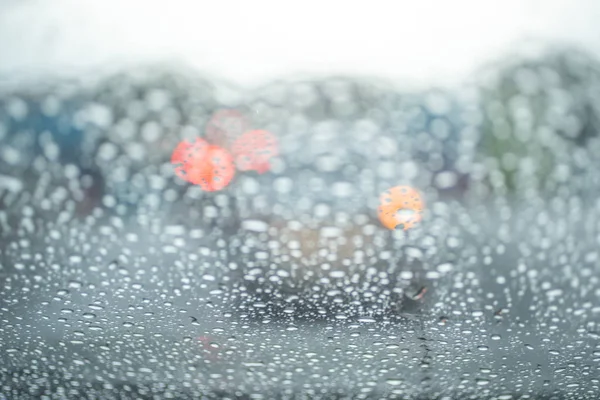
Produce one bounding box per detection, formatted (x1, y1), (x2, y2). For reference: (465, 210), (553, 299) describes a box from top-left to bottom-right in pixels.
(171, 138), (235, 191)
(231, 129), (279, 174)
(205, 109), (250, 149)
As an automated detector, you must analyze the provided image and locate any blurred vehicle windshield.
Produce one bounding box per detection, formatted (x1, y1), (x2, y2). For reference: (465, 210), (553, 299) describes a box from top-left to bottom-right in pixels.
(1, 1), (600, 399)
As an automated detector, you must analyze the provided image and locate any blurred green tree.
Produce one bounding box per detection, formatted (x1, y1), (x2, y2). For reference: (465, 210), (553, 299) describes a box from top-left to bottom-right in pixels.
(477, 48), (600, 195)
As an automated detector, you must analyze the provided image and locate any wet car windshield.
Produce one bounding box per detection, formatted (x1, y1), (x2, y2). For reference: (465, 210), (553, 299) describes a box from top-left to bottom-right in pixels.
(2, 2), (600, 400)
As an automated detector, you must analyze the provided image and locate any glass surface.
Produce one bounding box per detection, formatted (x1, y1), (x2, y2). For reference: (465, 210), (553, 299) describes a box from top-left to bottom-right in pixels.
(1, 2), (600, 399)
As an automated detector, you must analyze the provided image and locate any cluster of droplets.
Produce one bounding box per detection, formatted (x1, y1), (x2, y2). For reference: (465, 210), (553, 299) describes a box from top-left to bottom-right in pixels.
(1, 49), (600, 398)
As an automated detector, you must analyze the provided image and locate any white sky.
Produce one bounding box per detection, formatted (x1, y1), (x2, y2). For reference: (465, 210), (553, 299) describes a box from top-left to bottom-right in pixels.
(0, 0), (599, 88)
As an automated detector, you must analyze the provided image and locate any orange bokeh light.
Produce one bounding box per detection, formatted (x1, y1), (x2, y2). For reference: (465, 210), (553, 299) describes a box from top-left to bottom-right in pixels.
(377, 185), (424, 230)
(171, 138), (235, 191)
(231, 129), (279, 174)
